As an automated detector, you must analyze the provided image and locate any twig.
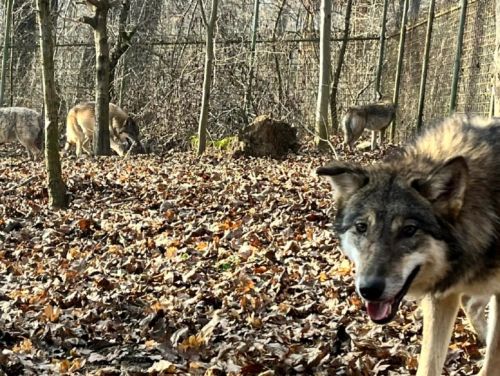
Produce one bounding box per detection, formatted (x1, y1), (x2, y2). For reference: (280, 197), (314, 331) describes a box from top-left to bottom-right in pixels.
(198, 0), (208, 27)
(301, 123), (340, 159)
(278, 107), (340, 159)
(3, 176), (36, 194)
(123, 139), (137, 159)
(354, 76), (376, 102)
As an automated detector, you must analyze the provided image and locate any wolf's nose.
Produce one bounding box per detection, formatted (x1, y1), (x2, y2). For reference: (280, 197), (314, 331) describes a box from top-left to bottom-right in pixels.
(359, 278), (385, 300)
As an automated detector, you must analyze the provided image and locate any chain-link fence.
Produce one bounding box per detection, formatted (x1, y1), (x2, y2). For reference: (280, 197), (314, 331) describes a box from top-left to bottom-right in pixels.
(381, 0), (496, 142)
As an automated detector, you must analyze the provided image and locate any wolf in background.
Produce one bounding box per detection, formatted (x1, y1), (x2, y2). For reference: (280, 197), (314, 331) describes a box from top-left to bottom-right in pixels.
(341, 100), (396, 151)
(318, 115), (500, 375)
(0, 107), (43, 159)
(64, 102), (141, 156)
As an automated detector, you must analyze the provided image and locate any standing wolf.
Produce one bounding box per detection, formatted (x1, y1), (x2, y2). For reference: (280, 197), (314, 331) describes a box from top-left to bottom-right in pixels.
(341, 101), (395, 150)
(64, 102), (141, 156)
(317, 115), (500, 375)
(0, 107), (43, 159)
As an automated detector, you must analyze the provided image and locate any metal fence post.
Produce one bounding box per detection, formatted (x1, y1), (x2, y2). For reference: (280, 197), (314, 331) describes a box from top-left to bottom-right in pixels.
(390, 0), (410, 143)
(449, 0), (468, 114)
(416, 0), (436, 132)
(374, 0), (389, 94)
(372, 0), (389, 149)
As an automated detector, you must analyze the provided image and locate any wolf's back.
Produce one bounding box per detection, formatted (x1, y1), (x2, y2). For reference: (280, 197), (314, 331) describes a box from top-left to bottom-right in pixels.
(409, 115), (500, 163)
(398, 115), (500, 260)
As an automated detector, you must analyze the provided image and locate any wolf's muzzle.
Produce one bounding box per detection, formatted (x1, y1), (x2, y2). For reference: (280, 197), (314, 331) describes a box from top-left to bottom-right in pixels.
(359, 277), (385, 301)
(362, 265), (421, 324)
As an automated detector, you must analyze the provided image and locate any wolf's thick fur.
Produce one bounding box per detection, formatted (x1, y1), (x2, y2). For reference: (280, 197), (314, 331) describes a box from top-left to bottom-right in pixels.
(318, 115), (500, 375)
(0, 107), (43, 159)
(341, 102), (395, 150)
(64, 102), (140, 156)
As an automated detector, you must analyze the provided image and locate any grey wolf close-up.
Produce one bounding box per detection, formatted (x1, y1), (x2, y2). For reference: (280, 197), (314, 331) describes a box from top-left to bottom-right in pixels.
(64, 102), (142, 157)
(318, 115), (500, 376)
(0, 107), (43, 160)
(341, 101), (396, 150)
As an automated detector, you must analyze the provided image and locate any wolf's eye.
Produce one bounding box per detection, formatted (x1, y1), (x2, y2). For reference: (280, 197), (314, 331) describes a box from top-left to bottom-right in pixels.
(355, 222), (367, 234)
(401, 225), (417, 237)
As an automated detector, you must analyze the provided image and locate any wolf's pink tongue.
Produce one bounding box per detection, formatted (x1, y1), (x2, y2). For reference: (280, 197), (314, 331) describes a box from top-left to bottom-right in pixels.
(366, 301), (392, 321)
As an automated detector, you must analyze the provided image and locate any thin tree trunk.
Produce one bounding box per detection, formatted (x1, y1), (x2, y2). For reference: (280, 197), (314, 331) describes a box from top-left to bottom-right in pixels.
(36, 0), (68, 209)
(495, 0), (500, 115)
(197, 0), (219, 156)
(118, 58), (127, 107)
(83, 0), (112, 156)
(244, 0), (260, 118)
(0, 0), (14, 106)
(272, 0), (286, 117)
(314, 0), (332, 150)
(94, 6), (111, 155)
(330, 0), (352, 134)
(9, 18), (14, 107)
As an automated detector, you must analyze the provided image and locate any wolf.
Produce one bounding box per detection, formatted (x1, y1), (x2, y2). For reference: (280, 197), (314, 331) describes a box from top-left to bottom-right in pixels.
(64, 102), (142, 156)
(317, 115), (500, 375)
(0, 107), (43, 160)
(341, 101), (395, 151)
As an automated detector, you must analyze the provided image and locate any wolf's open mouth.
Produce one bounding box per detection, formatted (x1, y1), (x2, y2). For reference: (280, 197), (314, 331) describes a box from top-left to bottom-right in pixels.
(364, 266), (421, 324)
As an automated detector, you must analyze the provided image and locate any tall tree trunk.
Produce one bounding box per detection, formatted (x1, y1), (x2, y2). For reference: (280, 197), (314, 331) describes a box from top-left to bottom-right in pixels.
(36, 0), (68, 209)
(495, 0), (500, 116)
(94, 5), (111, 155)
(0, 0), (14, 106)
(83, 0), (112, 156)
(314, 0), (331, 150)
(329, 0), (352, 134)
(197, 0), (219, 156)
(244, 0), (260, 119)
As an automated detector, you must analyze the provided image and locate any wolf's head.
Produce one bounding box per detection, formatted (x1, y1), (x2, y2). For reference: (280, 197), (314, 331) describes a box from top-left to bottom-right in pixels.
(120, 117), (145, 154)
(122, 117), (140, 141)
(317, 157), (468, 323)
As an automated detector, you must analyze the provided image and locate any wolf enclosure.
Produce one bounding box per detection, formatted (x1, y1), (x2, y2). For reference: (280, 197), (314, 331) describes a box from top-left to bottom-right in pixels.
(0, 0), (495, 148)
(1, 0), (500, 375)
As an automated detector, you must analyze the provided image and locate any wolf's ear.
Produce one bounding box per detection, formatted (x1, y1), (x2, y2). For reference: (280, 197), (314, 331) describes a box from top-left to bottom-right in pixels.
(317, 162), (368, 202)
(412, 156), (469, 218)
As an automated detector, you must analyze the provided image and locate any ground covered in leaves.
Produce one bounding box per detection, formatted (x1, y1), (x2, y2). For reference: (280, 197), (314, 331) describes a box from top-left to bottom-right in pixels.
(0, 145), (484, 375)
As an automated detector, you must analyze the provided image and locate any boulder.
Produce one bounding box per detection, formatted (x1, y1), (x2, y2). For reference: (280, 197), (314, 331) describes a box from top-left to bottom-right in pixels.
(235, 115), (299, 158)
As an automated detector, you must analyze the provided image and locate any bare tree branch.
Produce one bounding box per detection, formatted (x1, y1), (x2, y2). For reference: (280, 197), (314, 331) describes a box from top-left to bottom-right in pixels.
(81, 15), (97, 28)
(354, 76), (376, 102)
(198, 0), (208, 27)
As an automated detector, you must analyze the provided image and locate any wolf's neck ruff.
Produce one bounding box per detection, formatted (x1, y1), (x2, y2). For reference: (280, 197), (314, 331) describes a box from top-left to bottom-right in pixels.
(318, 114), (500, 375)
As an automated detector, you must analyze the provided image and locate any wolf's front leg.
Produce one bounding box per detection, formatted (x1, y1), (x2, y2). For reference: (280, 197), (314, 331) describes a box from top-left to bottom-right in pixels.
(417, 293), (460, 376)
(478, 294), (500, 375)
